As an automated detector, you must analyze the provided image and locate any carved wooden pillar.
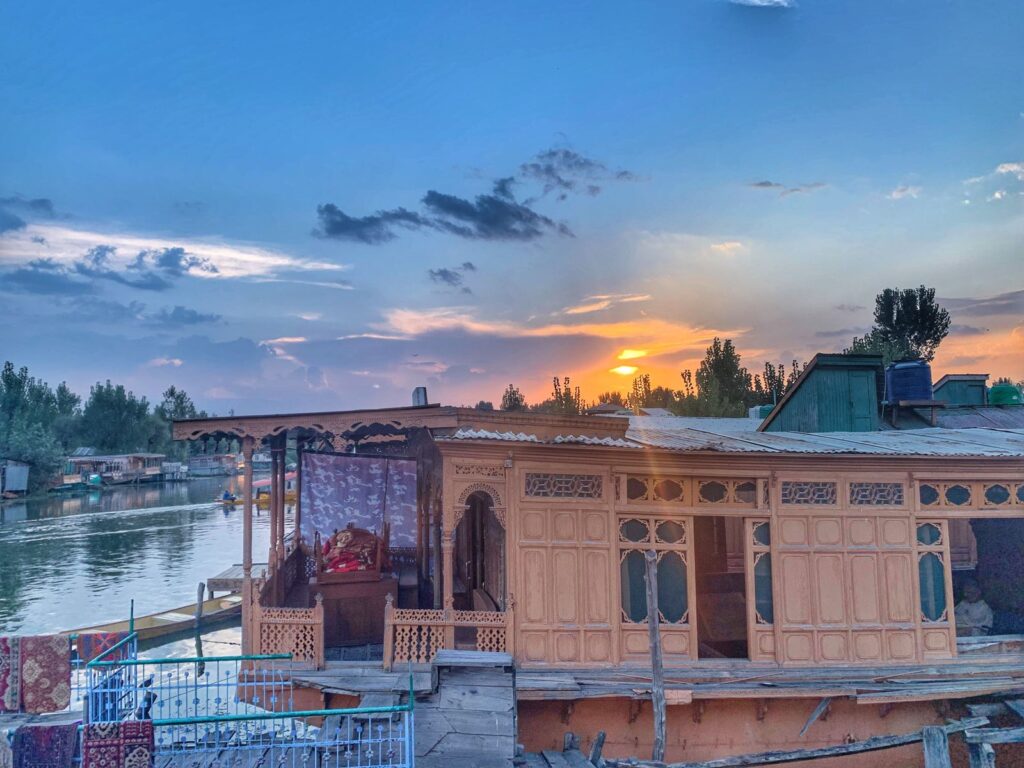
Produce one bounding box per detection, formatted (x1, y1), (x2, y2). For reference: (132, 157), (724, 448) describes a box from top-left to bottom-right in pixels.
(241, 436), (255, 655)
(274, 439), (286, 562)
(269, 442), (279, 567)
(294, 438), (303, 543)
(442, 535), (455, 648)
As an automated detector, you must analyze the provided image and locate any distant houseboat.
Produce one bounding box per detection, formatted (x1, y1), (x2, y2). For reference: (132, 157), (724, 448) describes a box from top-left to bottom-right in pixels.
(65, 450), (166, 485)
(188, 453), (238, 477)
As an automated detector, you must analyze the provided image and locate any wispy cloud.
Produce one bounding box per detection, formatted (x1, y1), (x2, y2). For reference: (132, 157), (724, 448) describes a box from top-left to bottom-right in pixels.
(728, 0), (795, 6)
(559, 293), (651, 316)
(428, 261), (477, 292)
(147, 357), (183, 367)
(941, 290), (1024, 317)
(0, 224), (343, 279)
(710, 240), (746, 254)
(888, 185), (922, 200)
(835, 303), (866, 312)
(962, 161), (1024, 204)
(747, 179), (826, 197)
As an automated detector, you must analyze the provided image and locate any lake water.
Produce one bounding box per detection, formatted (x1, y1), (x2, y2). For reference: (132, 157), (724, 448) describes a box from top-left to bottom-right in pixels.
(0, 476), (289, 657)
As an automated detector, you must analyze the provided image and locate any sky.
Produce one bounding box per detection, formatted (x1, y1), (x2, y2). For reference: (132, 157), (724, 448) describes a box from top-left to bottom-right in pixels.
(1, 0), (1022, 414)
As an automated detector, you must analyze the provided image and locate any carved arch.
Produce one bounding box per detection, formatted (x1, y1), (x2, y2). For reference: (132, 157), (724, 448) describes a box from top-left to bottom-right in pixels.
(451, 482), (507, 533)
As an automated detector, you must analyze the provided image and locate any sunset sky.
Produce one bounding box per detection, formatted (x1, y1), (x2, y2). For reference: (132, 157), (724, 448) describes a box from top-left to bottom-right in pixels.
(1, 1), (1021, 413)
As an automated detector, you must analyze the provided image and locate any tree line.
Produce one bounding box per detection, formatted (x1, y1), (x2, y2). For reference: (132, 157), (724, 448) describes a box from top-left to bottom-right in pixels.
(0, 361), (207, 491)
(492, 285), (970, 417)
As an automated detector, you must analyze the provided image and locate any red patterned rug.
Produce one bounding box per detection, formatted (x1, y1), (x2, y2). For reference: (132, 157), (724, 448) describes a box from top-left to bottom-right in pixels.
(11, 720), (79, 768)
(0, 637), (21, 712)
(76, 633), (129, 664)
(82, 721), (154, 768)
(19, 637), (71, 714)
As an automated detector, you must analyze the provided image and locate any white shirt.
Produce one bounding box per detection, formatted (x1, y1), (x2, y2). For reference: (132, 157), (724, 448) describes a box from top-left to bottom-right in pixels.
(955, 599), (993, 636)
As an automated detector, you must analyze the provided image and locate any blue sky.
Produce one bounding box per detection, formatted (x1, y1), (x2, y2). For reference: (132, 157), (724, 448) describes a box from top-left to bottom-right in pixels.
(1, 1), (1021, 412)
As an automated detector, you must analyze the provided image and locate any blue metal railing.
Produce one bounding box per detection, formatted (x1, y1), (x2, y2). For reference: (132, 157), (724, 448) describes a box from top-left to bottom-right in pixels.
(84, 650), (414, 768)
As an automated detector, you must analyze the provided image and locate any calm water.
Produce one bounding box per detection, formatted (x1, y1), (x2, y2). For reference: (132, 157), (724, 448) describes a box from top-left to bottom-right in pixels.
(0, 477), (288, 656)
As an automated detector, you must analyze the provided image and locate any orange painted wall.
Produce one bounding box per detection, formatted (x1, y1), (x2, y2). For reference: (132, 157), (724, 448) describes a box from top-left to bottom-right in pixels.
(518, 697), (945, 768)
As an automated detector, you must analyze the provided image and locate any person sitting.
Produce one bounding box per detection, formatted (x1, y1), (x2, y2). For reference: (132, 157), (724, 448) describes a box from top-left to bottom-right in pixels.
(955, 579), (994, 637)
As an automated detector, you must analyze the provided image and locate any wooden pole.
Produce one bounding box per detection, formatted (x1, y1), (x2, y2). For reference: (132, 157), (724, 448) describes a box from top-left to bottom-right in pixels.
(241, 437), (254, 655)
(294, 438), (303, 543)
(645, 549), (667, 764)
(921, 726), (952, 768)
(270, 442), (280, 564)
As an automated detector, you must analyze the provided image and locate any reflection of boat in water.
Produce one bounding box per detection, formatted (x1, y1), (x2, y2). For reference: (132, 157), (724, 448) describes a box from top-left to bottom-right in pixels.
(66, 595), (243, 643)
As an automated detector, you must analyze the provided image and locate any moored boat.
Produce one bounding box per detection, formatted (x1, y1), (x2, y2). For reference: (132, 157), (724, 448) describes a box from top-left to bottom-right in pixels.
(66, 594), (243, 643)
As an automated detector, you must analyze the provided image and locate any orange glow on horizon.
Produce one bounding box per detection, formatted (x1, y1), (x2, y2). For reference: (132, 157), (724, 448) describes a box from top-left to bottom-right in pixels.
(610, 365), (639, 376)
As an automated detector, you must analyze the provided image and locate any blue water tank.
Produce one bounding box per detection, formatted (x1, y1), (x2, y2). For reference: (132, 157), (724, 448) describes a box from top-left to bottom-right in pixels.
(885, 360), (933, 403)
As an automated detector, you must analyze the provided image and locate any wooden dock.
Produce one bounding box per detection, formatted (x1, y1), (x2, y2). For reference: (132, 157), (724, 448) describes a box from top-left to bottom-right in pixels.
(206, 563), (267, 596)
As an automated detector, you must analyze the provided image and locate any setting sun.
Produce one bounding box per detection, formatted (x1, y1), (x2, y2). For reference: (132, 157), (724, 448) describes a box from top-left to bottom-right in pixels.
(610, 365), (639, 376)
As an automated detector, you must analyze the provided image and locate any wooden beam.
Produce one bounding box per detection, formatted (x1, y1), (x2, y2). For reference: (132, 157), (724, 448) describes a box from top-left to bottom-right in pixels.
(645, 550), (666, 765)
(921, 726), (952, 768)
(965, 726), (1024, 744)
(1004, 698), (1024, 722)
(589, 731), (606, 766)
(602, 717), (988, 768)
(798, 697), (832, 737)
(967, 742), (996, 768)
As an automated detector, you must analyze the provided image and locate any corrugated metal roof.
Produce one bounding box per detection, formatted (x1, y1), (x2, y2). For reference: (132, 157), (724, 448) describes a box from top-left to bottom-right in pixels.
(437, 420), (1024, 457)
(626, 420), (1024, 456)
(441, 428), (640, 448)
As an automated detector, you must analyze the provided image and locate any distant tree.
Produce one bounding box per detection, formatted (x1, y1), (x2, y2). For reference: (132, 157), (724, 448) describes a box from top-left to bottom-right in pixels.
(628, 375), (678, 412)
(79, 380), (153, 453)
(532, 377), (584, 416)
(473, 400), (494, 411)
(846, 286), (951, 363)
(0, 362), (65, 491)
(751, 360), (806, 404)
(695, 338), (750, 412)
(500, 384), (527, 411)
(594, 390), (626, 407)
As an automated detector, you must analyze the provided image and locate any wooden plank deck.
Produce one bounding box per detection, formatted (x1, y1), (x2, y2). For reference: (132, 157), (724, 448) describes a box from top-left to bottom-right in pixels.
(207, 563), (266, 595)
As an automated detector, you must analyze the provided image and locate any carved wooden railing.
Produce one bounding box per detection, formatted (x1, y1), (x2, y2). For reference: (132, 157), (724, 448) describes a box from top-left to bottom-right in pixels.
(382, 595), (514, 670)
(251, 591), (325, 669)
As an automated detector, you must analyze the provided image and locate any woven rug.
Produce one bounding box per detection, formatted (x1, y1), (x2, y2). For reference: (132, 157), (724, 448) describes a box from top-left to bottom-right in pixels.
(82, 721), (154, 768)
(12, 720), (79, 768)
(76, 633), (128, 664)
(0, 637), (21, 712)
(19, 637), (71, 714)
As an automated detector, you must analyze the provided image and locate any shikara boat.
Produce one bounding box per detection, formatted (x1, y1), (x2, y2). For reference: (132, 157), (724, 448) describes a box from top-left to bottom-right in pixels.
(67, 594), (243, 643)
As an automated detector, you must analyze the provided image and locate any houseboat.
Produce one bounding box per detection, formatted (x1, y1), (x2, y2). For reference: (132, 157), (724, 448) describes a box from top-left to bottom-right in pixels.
(65, 450), (166, 485)
(172, 368), (1024, 767)
(187, 453), (238, 477)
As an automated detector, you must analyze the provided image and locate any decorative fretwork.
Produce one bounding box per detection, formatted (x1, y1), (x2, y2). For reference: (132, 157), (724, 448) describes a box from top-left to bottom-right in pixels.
(453, 463), (506, 479)
(626, 475), (686, 503)
(524, 472), (602, 499)
(780, 480), (837, 505)
(618, 515), (690, 626)
(849, 481), (905, 506)
(251, 593), (324, 669)
(382, 597), (511, 670)
(983, 483), (1015, 506)
(697, 479), (758, 506)
(919, 482), (980, 508)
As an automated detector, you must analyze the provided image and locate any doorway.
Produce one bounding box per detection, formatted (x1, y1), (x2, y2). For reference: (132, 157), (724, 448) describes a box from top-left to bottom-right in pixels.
(453, 491), (506, 612)
(694, 516), (749, 658)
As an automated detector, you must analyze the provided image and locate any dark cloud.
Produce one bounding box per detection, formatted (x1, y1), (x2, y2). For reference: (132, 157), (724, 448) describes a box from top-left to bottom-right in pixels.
(30, 235), (46, 245)
(149, 305), (223, 327)
(423, 182), (573, 241)
(67, 297), (147, 323)
(949, 324), (989, 336)
(747, 179), (826, 196)
(835, 303), (866, 312)
(144, 246), (218, 277)
(0, 208), (26, 233)
(3, 259), (94, 295)
(428, 268), (464, 288)
(941, 290), (1024, 317)
(518, 148), (638, 201)
(815, 326), (869, 338)
(314, 204), (432, 244)
(315, 146), (635, 245)
(74, 245), (173, 290)
(428, 261), (478, 293)
(0, 195), (59, 219)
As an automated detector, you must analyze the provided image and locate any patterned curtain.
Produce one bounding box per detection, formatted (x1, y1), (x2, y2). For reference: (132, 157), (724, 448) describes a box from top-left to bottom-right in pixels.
(300, 453), (417, 548)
